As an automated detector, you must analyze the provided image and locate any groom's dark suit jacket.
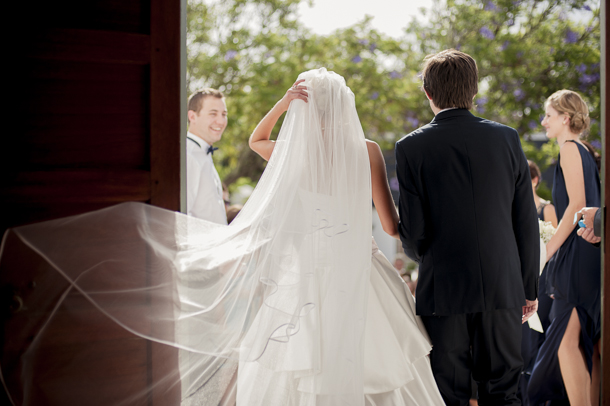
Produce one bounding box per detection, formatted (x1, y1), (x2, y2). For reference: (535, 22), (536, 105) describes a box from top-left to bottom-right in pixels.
(396, 109), (539, 316)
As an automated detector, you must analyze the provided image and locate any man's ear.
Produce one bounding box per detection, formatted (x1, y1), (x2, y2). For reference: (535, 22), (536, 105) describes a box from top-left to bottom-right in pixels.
(424, 90), (432, 101)
(187, 110), (197, 123)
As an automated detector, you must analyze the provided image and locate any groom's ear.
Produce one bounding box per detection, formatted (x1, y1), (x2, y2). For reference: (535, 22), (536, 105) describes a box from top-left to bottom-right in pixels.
(424, 90), (432, 101)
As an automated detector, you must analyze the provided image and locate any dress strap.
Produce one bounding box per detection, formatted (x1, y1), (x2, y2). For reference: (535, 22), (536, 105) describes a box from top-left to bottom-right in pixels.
(537, 203), (547, 221)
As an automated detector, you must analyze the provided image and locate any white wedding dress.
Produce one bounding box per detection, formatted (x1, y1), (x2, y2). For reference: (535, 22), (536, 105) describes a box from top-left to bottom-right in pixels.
(0, 68), (444, 406)
(234, 236), (444, 406)
(364, 239), (443, 405)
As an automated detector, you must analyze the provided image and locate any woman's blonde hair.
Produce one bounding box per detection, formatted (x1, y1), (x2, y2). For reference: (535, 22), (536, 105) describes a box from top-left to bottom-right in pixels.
(545, 89), (590, 136)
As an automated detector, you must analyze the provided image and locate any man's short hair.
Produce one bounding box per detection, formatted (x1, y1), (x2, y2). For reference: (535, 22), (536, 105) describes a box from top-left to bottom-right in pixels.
(188, 88), (225, 115)
(421, 49), (478, 110)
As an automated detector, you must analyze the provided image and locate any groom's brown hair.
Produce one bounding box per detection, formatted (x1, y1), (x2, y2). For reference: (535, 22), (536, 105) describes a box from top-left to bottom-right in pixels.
(421, 49), (478, 110)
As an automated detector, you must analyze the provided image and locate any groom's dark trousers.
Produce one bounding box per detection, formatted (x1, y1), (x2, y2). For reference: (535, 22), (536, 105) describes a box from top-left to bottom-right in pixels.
(422, 308), (523, 405)
(395, 109), (539, 406)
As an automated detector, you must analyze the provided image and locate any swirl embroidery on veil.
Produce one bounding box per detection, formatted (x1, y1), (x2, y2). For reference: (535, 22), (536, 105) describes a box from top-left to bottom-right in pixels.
(246, 207), (349, 361)
(312, 208), (349, 237)
(251, 271), (315, 361)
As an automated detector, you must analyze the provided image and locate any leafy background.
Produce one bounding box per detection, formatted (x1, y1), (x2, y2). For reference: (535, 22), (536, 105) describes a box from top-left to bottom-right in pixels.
(187, 0), (600, 201)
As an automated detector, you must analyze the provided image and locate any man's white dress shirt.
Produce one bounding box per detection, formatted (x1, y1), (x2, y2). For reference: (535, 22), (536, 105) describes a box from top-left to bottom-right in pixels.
(186, 132), (227, 224)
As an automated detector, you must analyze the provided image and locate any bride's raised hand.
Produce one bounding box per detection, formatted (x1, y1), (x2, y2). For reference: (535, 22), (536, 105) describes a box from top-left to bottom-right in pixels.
(277, 79), (308, 111)
(250, 79), (308, 161)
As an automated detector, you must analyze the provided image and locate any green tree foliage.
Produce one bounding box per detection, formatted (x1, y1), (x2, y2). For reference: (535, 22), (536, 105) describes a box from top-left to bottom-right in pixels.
(407, 0), (599, 198)
(188, 0), (600, 195)
(187, 0), (429, 188)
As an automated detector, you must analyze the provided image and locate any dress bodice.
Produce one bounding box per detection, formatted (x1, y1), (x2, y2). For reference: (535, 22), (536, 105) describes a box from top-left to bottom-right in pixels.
(536, 199), (549, 222)
(552, 141), (600, 223)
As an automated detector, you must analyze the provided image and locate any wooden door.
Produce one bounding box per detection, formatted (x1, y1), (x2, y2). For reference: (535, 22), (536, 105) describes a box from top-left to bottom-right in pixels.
(0, 0), (185, 404)
(600, 1), (610, 406)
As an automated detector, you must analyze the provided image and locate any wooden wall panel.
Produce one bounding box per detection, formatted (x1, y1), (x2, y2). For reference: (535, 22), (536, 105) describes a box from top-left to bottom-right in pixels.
(23, 114), (148, 169)
(26, 29), (151, 64)
(24, 0), (150, 34)
(0, 229), (171, 406)
(1, 0), (183, 404)
(21, 60), (149, 169)
(1, 5), (182, 229)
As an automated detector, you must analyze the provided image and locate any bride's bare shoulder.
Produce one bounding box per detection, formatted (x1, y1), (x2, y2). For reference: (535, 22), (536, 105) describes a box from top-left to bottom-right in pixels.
(365, 139), (383, 162)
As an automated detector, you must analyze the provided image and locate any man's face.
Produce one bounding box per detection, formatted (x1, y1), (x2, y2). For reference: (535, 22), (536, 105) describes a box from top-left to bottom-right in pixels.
(189, 97), (228, 145)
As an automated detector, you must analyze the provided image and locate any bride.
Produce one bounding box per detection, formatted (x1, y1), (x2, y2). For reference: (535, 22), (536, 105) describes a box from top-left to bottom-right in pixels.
(243, 68), (444, 405)
(0, 68), (444, 406)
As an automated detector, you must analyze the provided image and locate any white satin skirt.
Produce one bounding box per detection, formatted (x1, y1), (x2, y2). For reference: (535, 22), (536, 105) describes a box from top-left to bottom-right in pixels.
(236, 239), (445, 406)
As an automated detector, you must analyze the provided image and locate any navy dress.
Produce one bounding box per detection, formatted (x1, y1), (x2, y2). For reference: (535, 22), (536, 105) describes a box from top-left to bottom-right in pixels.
(518, 203), (554, 406)
(528, 141), (601, 404)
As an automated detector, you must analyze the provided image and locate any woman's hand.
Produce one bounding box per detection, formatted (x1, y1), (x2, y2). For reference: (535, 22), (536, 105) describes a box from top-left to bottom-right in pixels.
(249, 79), (308, 161)
(276, 79), (308, 111)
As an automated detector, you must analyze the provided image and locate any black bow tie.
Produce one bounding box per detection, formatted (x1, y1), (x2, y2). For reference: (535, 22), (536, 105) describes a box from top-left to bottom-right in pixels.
(207, 145), (219, 155)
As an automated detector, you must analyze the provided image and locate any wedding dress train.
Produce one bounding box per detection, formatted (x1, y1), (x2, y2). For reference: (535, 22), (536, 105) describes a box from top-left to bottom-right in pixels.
(0, 68), (444, 406)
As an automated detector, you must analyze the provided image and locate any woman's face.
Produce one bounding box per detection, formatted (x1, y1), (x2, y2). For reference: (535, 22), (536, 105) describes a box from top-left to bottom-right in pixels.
(541, 104), (567, 139)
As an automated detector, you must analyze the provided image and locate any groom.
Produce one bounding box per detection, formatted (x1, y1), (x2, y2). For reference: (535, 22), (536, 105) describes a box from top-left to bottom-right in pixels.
(395, 49), (539, 405)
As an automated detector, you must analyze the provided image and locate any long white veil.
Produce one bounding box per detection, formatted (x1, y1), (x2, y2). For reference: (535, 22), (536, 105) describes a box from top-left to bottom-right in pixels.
(0, 68), (372, 406)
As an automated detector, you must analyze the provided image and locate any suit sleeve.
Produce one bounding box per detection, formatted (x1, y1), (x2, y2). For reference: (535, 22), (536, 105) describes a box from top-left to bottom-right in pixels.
(395, 141), (426, 263)
(511, 133), (540, 301)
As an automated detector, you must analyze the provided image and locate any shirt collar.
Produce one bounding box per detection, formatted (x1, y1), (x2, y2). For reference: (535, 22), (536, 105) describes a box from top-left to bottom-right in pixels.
(187, 132), (211, 149)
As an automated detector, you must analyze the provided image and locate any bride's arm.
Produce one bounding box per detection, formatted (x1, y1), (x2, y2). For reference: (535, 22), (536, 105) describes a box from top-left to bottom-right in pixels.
(366, 140), (400, 239)
(249, 79), (308, 161)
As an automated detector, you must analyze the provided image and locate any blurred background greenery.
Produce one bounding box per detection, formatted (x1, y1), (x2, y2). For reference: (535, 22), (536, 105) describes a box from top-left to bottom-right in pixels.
(187, 0), (599, 201)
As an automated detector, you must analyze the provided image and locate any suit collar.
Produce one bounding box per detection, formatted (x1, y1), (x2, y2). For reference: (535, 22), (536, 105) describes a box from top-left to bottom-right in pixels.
(431, 108), (474, 123)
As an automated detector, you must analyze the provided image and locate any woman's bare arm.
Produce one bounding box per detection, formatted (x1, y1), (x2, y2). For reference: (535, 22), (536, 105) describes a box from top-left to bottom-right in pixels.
(366, 140), (399, 239)
(543, 204), (558, 228)
(249, 79), (308, 161)
(545, 142), (586, 261)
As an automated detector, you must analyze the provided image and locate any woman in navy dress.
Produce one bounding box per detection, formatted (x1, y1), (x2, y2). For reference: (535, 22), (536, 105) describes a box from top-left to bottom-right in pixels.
(528, 90), (601, 406)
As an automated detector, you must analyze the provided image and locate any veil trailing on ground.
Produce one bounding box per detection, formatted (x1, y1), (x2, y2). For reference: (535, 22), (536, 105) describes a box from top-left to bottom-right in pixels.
(0, 68), (373, 405)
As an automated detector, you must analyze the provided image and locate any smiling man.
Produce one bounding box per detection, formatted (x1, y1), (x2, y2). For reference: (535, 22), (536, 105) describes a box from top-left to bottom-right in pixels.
(186, 88), (228, 224)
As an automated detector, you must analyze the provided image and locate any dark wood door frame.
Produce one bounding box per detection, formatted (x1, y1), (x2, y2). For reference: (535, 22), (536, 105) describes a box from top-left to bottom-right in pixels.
(602, 1), (609, 403)
(150, 0), (186, 212)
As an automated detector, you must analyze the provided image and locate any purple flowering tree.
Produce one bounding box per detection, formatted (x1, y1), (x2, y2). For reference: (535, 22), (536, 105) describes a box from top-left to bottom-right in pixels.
(188, 0), (600, 196)
(406, 0), (600, 198)
(187, 0), (423, 186)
